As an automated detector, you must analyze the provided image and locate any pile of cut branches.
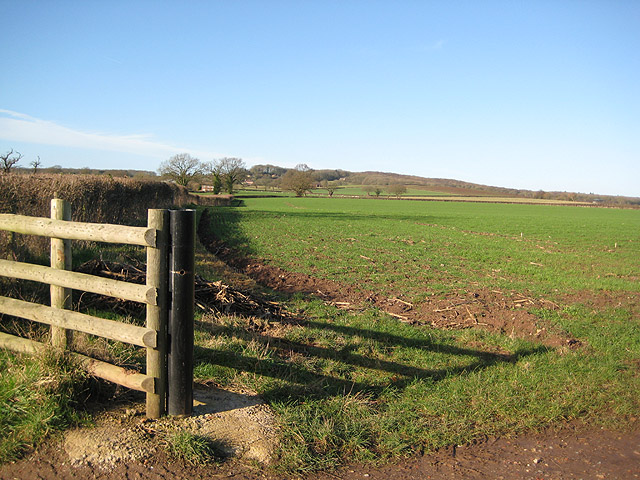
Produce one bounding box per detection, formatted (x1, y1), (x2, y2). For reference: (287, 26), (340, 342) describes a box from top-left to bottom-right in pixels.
(74, 259), (294, 322)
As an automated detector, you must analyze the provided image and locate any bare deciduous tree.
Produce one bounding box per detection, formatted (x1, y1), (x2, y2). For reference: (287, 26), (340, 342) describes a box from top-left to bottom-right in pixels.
(218, 157), (247, 194)
(280, 168), (313, 197)
(387, 184), (407, 198)
(30, 156), (41, 174)
(159, 153), (201, 187)
(201, 160), (223, 194)
(1, 149), (23, 173)
(202, 157), (247, 194)
(321, 179), (337, 197)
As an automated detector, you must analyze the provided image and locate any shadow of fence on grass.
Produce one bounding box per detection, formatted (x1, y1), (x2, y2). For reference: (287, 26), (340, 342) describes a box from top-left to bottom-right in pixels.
(193, 319), (547, 403)
(195, 202), (547, 404)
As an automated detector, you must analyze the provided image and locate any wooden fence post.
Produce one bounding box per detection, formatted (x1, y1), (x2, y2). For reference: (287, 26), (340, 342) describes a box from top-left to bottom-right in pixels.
(168, 209), (195, 416)
(146, 209), (169, 419)
(50, 198), (72, 348)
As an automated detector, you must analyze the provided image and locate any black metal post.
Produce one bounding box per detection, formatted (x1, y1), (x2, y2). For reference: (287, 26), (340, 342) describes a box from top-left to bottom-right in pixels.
(168, 209), (195, 416)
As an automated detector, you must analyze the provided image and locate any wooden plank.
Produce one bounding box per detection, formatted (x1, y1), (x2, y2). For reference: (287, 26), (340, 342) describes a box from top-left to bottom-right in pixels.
(0, 296), (157, 348)
(0, 259), (157, 305)
(0, 213), (156, 247)
(51, 198), (72, 348)
(0, 332), (155, 393)
(145, 209), (169, 419)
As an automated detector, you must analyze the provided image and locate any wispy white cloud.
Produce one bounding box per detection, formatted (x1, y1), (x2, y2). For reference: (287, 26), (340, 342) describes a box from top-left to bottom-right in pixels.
(102, 55), (124, 65)
(421, 39), (446, 52)
(0, 109), (222, 160)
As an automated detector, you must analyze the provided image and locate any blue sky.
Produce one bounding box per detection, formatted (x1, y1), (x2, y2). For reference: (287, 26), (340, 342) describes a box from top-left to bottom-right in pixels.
(1, 1), (639, 197)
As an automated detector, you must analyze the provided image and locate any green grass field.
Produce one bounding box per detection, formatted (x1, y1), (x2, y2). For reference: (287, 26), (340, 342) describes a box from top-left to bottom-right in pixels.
(2, 196), (638, 472)
(210, 197), (639, 297)
(195, 197), (640, 472)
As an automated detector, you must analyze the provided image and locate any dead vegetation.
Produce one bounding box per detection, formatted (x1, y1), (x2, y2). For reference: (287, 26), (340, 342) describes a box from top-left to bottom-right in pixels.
(217, 255), (582, 349)
(74, 259), (295, 324)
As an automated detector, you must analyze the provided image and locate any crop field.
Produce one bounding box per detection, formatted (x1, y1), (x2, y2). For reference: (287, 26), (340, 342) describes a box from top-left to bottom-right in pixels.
(237, 186), (453, 197)
(210, 197), (638, 297)
(308, 186), (455, 197)
(195, 197), (640, 472)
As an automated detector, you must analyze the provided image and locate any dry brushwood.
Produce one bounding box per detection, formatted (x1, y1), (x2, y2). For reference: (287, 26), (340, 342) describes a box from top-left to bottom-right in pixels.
(74, 259), (294, 322)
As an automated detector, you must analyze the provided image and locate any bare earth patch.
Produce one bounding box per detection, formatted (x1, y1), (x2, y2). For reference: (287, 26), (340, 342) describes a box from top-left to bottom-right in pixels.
(232, 259), (578, 349)
(64, 421), (154, 469)
(62, 385), (278, 471)
(313, 422), (640, 480)
(185, 386), (278, 463)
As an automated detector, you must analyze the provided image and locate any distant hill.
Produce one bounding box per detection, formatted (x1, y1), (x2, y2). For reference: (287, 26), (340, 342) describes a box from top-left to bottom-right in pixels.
(348, 171), (639, 206)
(347, 171), (516, 196)
(251, 167), (639, 207)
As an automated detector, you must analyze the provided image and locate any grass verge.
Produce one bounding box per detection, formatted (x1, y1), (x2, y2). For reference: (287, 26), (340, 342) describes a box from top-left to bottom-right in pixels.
(0, 348), (89, 463)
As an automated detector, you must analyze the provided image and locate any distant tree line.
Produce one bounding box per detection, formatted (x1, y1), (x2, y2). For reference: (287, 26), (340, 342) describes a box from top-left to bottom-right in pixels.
(2, 147), (637, 206)
(158, 155), (349, 197)
(158, 153), (248, 194)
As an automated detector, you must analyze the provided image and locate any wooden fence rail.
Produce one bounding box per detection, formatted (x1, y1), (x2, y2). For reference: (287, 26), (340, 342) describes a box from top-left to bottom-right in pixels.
(0, 259), (156, 304)
(0, 213), (157, 246)
(0, 199), (194, 419)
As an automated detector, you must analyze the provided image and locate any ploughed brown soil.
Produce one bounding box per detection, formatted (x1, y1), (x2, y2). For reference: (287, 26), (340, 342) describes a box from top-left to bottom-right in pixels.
(233, 258), (578, 349)
(3, 233), (639, 480)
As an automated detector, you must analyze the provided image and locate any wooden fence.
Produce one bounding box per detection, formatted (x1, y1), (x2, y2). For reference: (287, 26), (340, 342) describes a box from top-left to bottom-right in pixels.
(0, 199), (195, 418)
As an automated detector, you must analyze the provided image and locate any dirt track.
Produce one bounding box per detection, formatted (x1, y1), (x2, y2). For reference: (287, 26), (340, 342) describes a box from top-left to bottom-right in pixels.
(1, 422), (638, 479)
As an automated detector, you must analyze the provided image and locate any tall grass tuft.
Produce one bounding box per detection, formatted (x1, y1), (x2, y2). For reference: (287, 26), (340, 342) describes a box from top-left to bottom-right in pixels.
(0, 348), (89, 463)
(166, 430), (227, 465)
(273, 393), (379, 473)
